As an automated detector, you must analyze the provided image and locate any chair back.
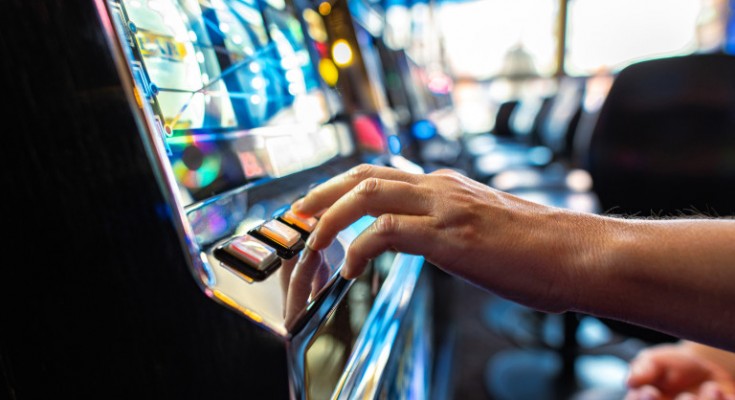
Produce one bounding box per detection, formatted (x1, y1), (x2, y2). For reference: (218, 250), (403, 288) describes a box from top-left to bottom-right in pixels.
(583, 53), (735, 216)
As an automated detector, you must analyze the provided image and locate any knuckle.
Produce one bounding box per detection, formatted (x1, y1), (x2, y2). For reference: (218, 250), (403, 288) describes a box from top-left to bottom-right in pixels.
(355, 177), (381, 197)
(433, 168), (456, 176)
(374, 214), (398, 236)
(432, 168), (463, 181)
(348, 164), (373, 181)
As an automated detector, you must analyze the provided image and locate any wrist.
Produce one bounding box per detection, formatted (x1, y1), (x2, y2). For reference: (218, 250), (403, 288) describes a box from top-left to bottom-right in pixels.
(535, 209), (618, 314)
(560, 213), (634, 315)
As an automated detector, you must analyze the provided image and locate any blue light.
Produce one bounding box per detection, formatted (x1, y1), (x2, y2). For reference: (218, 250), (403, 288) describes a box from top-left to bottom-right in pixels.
(387, 134), (402, 154)
(726, 0), (735, 54)
(412, 120), (437, 141)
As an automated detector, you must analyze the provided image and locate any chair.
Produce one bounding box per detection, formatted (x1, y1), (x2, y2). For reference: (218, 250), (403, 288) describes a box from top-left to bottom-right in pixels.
(575, 52), (735, 344)
(487, 76), (601, 213)
(484, 54), (735, 395)
(581, 53), (735, 217)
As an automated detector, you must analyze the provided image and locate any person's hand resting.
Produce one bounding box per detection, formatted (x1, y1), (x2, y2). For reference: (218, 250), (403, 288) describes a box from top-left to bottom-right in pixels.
(291, 164), (735, 352)
(291, 164), (602, 313)
(626, 341), (735, 400)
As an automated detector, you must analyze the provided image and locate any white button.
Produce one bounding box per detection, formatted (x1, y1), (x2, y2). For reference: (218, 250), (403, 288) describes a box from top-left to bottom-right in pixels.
(227, 235), (278, 270)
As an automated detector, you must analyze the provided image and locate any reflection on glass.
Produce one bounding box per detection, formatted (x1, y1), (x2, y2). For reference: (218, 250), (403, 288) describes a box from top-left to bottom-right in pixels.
(303, 264), (386, 398)
(115, 0), (348, 205)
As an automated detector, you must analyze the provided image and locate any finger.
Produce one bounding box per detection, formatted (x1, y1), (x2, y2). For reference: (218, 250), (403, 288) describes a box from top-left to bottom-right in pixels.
(306, 178), (431, 250)
(625, 385), (664, 400)
(279, 256), (299, 314)
(628, 357), (662, 388)
(311, 261), (331, 299)
(341, 214), (437, 279)
(674, 393), (697, 400)
(292, 164), (420, 216)
(284, 249), (323, 328)
(699, 381), (728, 400)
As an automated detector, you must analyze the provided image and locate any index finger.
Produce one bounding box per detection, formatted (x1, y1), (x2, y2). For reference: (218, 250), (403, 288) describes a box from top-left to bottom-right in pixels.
(292, 164), (420, 216)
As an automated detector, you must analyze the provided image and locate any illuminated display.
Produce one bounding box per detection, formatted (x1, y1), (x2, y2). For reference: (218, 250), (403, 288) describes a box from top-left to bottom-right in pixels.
(113, 0), (353, 205)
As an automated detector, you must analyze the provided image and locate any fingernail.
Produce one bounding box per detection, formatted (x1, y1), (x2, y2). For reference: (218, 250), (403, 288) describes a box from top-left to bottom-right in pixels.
(702, 383), (721, 397)
(639, 391), (656, 400)
(306, 230), (318, 249)
(630, 360), (652, 377)
(339, 263), (354, 279)
(298, 247), (312, 261)
(292, 198), (304, 212)
(340, 259), (355, 279)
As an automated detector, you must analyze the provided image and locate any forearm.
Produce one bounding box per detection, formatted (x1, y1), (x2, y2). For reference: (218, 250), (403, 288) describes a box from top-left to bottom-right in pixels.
(293, 164), (735, 351)
(571, 217), (735, 351)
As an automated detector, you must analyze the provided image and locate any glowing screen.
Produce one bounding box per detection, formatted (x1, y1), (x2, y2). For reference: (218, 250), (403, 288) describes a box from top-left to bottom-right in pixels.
(111, 0), (351, 205)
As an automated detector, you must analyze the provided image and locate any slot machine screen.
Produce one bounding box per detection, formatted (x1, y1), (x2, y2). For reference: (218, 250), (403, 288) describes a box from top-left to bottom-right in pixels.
(111, 0), (354, 206)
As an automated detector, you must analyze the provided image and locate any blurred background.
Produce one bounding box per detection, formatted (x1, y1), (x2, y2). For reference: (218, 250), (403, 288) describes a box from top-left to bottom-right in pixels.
(325, 0), (734, 398)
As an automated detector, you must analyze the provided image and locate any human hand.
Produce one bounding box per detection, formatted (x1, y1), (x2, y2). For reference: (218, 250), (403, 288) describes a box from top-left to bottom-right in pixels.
(626, 342), (735, 400)
(291, 164), (597, 313)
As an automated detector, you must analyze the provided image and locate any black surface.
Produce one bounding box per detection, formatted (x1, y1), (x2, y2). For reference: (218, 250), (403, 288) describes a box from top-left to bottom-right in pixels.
(580, 53), (735, 343)
(584, 53), (735, 217)
(2, 2), (290, 398)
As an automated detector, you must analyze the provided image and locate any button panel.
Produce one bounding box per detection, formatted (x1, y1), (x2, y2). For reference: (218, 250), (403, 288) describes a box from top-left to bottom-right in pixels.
(249, 219), (306, 259)
(213, 200), (317, 281)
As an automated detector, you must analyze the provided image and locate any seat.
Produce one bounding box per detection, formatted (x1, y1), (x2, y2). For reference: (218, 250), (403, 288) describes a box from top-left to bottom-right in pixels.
(581, 53), (735, 217)
(575, 52), (735, 344)
(487, 76), (601, 213)
(483, 55), (735, 393)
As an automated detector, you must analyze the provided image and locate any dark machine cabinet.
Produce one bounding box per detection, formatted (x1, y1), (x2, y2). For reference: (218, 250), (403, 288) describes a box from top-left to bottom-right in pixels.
(1, 1), (431, 399)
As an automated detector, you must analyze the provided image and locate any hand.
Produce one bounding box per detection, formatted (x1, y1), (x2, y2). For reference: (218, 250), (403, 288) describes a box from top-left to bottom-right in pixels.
(291, 164), (600, 313)
(626, 342), (735, 400)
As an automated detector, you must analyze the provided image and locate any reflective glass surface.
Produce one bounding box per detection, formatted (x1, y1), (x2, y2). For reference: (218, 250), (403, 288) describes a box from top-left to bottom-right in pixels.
(112, 0), (352, 205)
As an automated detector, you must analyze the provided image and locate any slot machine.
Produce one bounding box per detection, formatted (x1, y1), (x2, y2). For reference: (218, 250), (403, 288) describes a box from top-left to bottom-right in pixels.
(337, 0), (465, 172)
(2, 0), (432, 398)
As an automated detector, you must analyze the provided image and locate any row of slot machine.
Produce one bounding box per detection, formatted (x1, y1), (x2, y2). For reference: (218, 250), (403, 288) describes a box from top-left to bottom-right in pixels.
(2, 0), (450, 398)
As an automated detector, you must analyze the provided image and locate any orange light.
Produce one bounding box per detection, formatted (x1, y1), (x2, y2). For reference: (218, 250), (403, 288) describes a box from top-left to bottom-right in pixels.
(318, 1), (331, 15)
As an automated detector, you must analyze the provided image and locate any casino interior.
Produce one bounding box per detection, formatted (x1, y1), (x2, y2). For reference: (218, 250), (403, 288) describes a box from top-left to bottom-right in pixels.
(3, 0), (735, 399)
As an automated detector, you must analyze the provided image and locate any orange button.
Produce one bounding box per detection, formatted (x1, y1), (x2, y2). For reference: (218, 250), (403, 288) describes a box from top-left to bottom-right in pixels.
(281, 209), (318, 232)
(258, 220), (301, 248)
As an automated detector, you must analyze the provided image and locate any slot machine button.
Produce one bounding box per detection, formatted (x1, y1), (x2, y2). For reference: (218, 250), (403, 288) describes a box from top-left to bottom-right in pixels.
(213, 234), (282, 281)
(258, 220), (301, 248)
(227, 235), (279, 271)
(280, 209), (318, 233)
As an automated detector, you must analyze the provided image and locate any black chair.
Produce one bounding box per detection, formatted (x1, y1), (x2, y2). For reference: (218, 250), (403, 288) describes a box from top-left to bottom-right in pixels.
(493, 99), (522, 139)
(582, 52), (735, 217)
(572, 52), (735, 345)
(484, 54), (735, 397)
(487, 76), (601, 213)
